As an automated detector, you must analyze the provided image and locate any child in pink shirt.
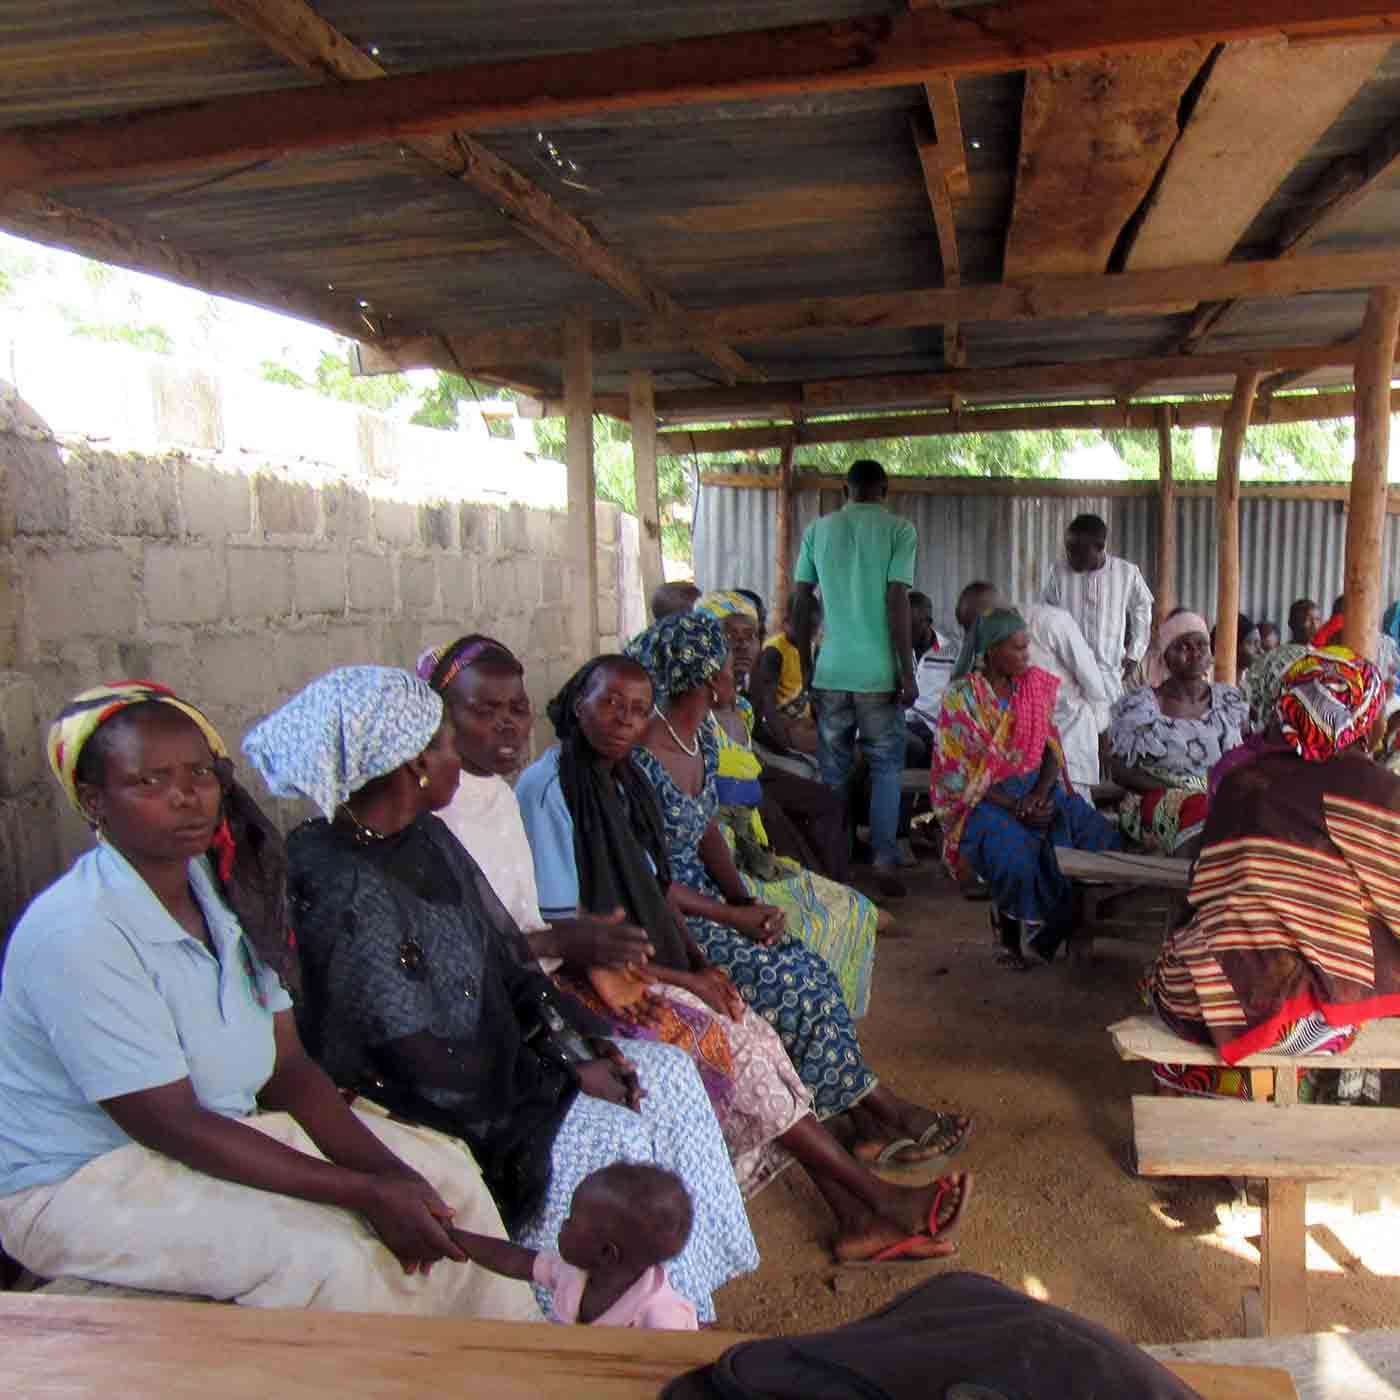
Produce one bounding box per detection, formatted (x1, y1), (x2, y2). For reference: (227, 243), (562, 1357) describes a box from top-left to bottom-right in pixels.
(451, 1162), (698, 1330)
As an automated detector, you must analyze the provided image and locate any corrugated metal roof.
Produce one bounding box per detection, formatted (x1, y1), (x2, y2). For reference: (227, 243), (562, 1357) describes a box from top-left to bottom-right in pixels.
(693, 482), (1400, 637)
(4, 8), (1400, 403)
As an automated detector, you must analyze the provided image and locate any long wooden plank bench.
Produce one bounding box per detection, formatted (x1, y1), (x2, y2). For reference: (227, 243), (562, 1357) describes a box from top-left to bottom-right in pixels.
(0, 1295), (1300, 1399)
(1057, 850), (1193, 956)
(1111, 1012), (1400, 1337)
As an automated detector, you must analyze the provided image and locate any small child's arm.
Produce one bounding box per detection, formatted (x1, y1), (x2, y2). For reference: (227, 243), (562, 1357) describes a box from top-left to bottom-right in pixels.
(448, 1228), (537, 1282)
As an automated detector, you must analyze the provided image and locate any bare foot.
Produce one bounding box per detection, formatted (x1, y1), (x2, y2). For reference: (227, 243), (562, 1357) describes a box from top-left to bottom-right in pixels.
(834, 1173), (972, 1262)
(882, 1171), (971, 1238)
(833, 1217), (957, 1264)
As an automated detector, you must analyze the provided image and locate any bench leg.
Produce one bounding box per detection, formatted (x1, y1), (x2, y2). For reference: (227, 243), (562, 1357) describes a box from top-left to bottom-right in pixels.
(1260, 1180), (1309, 1337)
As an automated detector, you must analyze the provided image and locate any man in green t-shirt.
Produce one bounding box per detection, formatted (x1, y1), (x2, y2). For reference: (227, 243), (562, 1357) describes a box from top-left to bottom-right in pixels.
(792, 460), (916, 892)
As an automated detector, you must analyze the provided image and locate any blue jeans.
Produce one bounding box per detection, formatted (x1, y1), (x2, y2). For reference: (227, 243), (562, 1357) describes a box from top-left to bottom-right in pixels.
(813, 689), (906, 866)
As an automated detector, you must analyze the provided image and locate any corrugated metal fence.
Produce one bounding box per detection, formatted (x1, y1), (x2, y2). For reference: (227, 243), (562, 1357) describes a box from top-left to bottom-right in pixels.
(693, 481), (1400, 636)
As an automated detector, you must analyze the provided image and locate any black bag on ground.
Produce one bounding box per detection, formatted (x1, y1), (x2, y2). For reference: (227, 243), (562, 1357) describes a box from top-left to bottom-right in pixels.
(661, 1272), (1204, 1400)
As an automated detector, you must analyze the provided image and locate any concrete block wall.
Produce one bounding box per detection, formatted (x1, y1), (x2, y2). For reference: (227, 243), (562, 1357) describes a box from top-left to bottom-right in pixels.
(0, 380), (644, 937)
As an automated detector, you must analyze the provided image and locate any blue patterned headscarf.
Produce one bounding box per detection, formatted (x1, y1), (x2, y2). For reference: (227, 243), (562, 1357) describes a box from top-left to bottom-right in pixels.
(625, 610), (728, 701)
(243, 665), (443, 818)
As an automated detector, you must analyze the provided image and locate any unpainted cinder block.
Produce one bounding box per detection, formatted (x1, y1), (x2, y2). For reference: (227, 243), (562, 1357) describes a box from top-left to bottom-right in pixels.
(399, 557), (436, 613)
(29, 548), (138, 641)
(181, 461), (252, 539)
(0, 671), (43, 797)
(254, 474), (318, 537)
(145, 545), (224, 625)
(227, 547), (292, 621)
(348, 552), (393, 613)
(292, 550), (347, 616)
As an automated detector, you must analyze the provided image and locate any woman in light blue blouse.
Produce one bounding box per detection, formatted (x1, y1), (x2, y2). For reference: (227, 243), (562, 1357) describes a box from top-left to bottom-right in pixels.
(0, 681), (534, 1318)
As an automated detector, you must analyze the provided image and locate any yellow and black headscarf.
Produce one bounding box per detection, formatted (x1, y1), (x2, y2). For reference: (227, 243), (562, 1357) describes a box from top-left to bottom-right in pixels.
(48, 680), (227, 817)
(48, 679), (296, 992)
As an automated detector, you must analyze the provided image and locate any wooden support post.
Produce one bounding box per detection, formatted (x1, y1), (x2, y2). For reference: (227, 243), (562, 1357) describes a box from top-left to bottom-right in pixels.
(1260, 1180), (1309, 1337)
(1343, 286), (1400, 659)
(1214, 372), (1260, 683)
(564, 307), (599, 657)
(628, 369), (664, 610)
(772, 434), (797, 628)
(1155, 403), (1177, 626)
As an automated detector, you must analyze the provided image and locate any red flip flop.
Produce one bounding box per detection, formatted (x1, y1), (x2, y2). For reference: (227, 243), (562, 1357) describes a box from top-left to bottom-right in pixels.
(865, 1171), (973, 1264)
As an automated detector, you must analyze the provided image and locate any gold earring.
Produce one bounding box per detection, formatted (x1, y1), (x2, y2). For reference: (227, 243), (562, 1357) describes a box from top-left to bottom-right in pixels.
(418, 773), (431, 790)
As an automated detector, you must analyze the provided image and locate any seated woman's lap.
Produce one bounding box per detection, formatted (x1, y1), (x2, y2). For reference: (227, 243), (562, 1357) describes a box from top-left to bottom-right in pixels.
(518, 1039), (757, 1323)
(0, 1109), (539, 1320)
(687, 921), (877, 1120)
(962, 777), (1119, 923)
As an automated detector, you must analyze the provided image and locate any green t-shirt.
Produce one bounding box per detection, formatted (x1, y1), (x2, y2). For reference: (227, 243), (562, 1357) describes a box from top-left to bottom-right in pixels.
(794, 502), (917, 693)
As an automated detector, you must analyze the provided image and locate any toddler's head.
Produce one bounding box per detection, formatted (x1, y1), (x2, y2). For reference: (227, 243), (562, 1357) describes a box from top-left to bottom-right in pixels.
(557, 1163), (693, 1276)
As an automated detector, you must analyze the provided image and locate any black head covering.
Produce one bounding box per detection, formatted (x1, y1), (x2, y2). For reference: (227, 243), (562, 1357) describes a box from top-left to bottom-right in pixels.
(546, 657), (690, 971)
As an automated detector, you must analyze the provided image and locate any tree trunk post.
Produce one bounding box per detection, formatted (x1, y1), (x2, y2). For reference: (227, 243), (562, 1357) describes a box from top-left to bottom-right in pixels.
(564, 306), (599, 657)
(1343, 286), (1400, 660)
(772, 433), (796, 628)
(628, 368), (664, 609)
(1155, 403), (1177, 627)
(1215, 371), (1261, 683)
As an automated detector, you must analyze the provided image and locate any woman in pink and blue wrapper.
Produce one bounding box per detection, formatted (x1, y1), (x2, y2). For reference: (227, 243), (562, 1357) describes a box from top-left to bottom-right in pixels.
(931, 609), (1120, 970)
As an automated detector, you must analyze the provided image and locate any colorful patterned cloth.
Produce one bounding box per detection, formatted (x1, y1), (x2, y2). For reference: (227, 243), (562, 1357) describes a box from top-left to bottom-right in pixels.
(1147, 748), (1400, 1065)
(48, 680), (227, 815)
(930, 665), (1062, 871)
(629, 737), (878, 1120)
(626, 612), (728, 702)
(694, 591), (758, 622)
(1240, 643), (1310, 731)
(1277, 649), (1383, 762)
(1107, 682), (1247, 854)
(707, 711), (878, 1018)
(243, 666), (442, 818)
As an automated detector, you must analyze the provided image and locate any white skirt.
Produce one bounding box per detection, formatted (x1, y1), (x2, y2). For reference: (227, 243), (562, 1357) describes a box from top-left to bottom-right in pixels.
(0, 1105), (540, 1320)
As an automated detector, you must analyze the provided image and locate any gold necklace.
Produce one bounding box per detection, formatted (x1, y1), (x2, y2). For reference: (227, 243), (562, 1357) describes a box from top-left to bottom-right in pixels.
(653, 704), (699, 757)
(337, 802), (388, 844)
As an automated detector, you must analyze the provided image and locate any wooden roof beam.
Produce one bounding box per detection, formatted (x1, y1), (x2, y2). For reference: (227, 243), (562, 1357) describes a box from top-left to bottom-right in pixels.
(1001, 50), (1205, 281)
(3, 4), (1399, 189)
(509, 339), (1368, 423)
(911, 110), (964, 368)
(671, 385), (1391, 455)
(209, 0), (757, 386)
(1126, 36), (1390, 279)
(1184, 114), (1400, 351)
(376, 245), (1400, 370)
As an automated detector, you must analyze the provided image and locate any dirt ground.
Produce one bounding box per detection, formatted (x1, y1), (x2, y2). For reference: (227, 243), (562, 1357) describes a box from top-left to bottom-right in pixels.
(710, 860), (1400, 1344)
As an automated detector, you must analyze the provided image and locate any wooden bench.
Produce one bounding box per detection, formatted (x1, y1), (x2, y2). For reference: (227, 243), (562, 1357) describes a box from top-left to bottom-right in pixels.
(0, 1294), (1299, 1399)
(1110, 1012), (1400, 1338)
(1056, 849), (1193, 956)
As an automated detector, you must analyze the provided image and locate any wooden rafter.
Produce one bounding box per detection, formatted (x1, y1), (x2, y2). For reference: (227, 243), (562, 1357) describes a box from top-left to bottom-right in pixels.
(911, 110), (964, 367)
(3, 5), (1399, 190)
(906, 2), (969, 368)
(209, 0), (756, 385)
(1002, 50), (1205, 280)
(1185, 115), (1400, 351)
(506, 336), (1375, 420)
(661, 386), (1387, 455)
(1126, 37), (1390, 276)
(363, 245), (1400, 370)
(0, 188), (376, 343)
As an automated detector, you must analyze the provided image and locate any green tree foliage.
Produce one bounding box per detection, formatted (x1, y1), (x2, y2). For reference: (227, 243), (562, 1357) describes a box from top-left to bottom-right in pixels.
(532, 414), (694, 558)
(70, 320), (174, 355)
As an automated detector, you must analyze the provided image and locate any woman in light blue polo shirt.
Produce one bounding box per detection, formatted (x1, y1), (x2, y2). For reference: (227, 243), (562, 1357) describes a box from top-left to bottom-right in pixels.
(0, 681), (536, 1318)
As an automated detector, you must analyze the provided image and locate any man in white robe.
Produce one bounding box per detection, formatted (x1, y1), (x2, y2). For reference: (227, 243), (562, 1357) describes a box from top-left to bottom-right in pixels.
(1040, 512), (1153, 704)
(1019, 601), (1112, 791)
